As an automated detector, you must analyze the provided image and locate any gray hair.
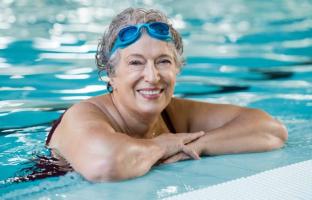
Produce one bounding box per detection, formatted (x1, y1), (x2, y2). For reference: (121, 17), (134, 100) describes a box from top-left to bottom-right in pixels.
(95, 7), (184, 82)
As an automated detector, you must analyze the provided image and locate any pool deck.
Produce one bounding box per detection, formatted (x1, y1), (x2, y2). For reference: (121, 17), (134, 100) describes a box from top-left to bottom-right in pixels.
(165, 159), (312, 200)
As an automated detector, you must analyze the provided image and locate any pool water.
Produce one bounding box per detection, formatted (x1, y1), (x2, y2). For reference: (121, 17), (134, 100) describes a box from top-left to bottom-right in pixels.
(1, 0), (312, 199)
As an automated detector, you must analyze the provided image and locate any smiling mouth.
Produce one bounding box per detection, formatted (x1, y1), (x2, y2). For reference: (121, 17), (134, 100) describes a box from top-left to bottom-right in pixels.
(137, 88), (165, 99)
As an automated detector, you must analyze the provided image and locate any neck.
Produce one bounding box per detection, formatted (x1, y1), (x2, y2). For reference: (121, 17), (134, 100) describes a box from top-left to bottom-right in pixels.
(110, 93), (160, 138)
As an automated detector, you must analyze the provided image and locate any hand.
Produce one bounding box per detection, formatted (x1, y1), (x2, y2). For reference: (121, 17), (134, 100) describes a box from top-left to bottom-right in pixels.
(152, 131), (205, 161)
(162, 135), (205, 164)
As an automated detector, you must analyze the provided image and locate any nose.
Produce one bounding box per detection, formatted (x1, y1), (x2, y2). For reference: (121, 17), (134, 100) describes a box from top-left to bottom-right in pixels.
(143, 61), (160, 84)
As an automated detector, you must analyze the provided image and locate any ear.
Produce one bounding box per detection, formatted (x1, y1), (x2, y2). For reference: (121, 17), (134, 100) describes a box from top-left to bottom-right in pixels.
(109, 77), (116, 89)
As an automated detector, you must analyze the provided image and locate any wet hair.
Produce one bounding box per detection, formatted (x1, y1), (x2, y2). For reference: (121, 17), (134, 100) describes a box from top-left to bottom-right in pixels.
(95, 8), (184, 92)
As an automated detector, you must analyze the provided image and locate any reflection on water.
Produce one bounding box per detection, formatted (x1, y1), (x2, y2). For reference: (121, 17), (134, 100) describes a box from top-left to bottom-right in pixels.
(0, 0), (312, 199)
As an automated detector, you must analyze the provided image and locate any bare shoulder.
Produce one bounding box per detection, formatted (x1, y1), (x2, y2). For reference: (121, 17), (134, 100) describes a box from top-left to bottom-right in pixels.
(60, 100), (106, 126)
(49, 95), (115, 148)
(63, 94), (114, 126)
(69, 99), (109, 121)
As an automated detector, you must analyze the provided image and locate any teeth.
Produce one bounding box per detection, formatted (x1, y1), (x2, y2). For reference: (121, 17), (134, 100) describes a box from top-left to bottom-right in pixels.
(139, 90), (161, 95)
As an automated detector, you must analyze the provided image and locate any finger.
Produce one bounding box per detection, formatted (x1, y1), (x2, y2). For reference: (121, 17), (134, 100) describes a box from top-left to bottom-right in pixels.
(163, 153), (188, 164)
(177, 153), (191, 161)
(162, 154), (181, 164)
(183, 131), (205, 144)
(182, 145), (200, 160)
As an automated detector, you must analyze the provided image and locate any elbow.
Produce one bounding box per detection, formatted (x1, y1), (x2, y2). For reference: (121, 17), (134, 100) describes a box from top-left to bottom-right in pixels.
(83, 159), (142, 182)
(80, 159), (119, 182)
(249, 108), (288, 151)
(79, 152), (152, 182)
(277, 122), (288, 144)
(74, 142), (161, 182)
(265, 119), (288, 151)
(77, 153), (129, 182)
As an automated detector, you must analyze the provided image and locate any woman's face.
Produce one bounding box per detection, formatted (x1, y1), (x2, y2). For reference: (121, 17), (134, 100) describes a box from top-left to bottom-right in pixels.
(110, 33), (179, 116)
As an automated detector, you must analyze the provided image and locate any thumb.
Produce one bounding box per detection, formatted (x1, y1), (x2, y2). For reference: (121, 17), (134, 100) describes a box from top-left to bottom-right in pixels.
(183, 131), (205, 144)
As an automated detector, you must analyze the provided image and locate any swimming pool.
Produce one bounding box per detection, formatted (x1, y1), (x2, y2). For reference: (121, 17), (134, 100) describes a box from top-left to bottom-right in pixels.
(1, 0), (312, 199)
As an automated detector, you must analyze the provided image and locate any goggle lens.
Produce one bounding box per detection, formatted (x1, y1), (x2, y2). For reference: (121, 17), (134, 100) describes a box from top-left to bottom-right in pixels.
(149, 22), (169, 35)
(119, 26), (138, 42)
(111, 22), (172, 54)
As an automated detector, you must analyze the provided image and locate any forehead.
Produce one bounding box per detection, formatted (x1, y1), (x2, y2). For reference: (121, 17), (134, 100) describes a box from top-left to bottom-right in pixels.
(120, 33), (174, 58)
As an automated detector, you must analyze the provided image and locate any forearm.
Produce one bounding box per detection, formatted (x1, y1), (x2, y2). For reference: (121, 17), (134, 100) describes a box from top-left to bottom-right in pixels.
(111, 138), (164, 180)
(79, 131), (204, 181)
(73, 131), (165, 182)
(111, 131), (205, 178)
(199, 108), (288, 156)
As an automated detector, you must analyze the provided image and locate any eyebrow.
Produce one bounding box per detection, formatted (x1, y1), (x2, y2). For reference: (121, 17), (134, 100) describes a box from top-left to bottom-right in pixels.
(157, 54), (174, 59)
(126, 53), (173, 59)
(126, 54), (144, 59)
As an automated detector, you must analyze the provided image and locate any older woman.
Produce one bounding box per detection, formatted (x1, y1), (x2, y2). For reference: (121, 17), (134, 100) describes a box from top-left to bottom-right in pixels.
(46, 8), (288, 182)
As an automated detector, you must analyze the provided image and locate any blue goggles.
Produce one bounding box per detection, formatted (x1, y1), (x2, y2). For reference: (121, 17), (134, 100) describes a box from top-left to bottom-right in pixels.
(110, 22), (173, 54)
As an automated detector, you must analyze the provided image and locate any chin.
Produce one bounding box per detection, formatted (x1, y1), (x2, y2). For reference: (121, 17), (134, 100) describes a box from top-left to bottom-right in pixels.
(136, 102), (165, 115)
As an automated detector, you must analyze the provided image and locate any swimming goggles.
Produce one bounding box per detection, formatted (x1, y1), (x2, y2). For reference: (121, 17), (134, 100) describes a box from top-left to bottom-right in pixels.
(110, 22), (173, 54)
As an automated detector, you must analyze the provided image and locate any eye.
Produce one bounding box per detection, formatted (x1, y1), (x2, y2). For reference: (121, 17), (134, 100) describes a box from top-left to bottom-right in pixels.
(129, 60), (143, 65)
(158, 59), (171, 64)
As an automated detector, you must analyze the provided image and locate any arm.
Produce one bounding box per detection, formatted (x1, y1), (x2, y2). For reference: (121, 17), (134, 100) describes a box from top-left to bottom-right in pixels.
(163, 98), (288, 163)
(49, 102), (203, 181)
(199, 107), (288, 155)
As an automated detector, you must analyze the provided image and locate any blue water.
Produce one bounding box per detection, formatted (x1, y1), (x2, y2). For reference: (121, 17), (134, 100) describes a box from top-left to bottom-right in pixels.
(1, 0), (312, 199)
